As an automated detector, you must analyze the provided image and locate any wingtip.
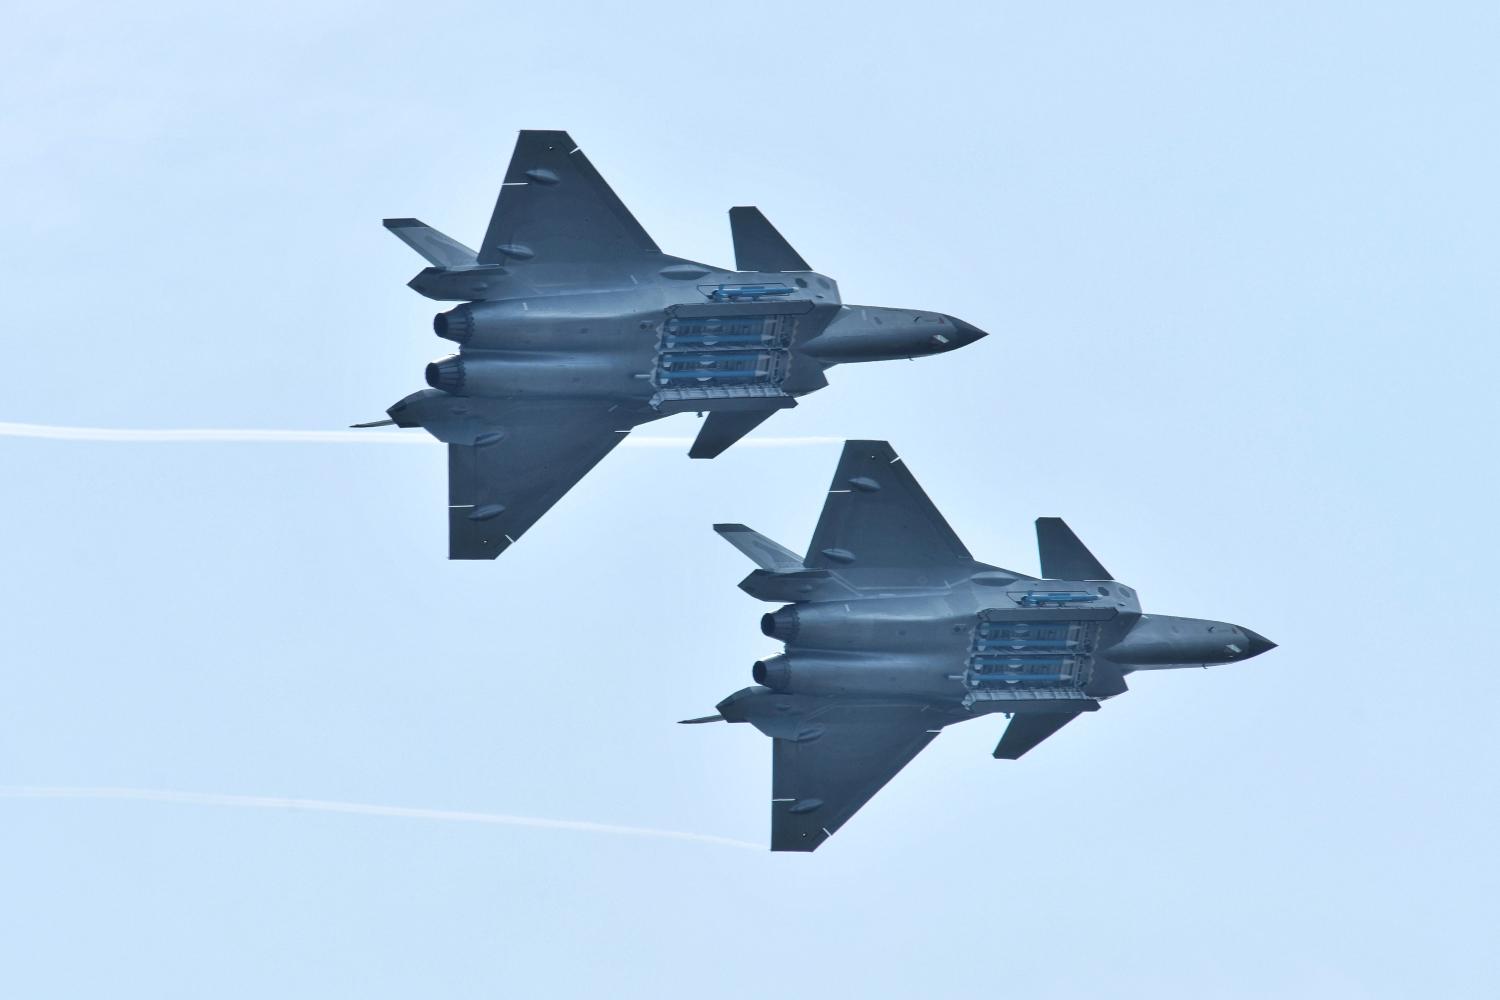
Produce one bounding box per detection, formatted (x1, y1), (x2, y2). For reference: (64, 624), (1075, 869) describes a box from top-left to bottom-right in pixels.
(516, 128), (575, 145)
(842, 439), (896, 461)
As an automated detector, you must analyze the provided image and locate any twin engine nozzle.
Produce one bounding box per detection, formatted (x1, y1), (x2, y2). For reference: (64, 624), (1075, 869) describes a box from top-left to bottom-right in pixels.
(753, 607), (798, 689)
(426, 305), (475, 392)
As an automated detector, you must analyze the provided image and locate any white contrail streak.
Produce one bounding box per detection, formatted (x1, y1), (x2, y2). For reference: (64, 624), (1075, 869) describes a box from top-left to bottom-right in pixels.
(0, 422), (842, 448)
(0, 422), (427, 444)
(0, 786), (761, 851)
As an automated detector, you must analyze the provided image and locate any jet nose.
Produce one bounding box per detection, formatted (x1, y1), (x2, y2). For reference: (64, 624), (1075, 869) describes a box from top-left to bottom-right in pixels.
(946, 316), (989, 347)
(1241, 629), (1277, 658)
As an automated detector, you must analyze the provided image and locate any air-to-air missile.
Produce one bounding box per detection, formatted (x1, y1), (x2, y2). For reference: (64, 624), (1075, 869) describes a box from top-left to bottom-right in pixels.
(364, 131), (986, 559)
(684, 440), (1275, 852)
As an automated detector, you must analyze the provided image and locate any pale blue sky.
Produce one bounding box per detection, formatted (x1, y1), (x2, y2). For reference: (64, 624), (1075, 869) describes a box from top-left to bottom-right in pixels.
(3, 2), (1498, 997)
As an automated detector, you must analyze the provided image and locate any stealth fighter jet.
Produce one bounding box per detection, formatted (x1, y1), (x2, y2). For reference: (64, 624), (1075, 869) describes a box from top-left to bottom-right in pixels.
(368, 131), (987, 559)
(684, 440), (1275, 852)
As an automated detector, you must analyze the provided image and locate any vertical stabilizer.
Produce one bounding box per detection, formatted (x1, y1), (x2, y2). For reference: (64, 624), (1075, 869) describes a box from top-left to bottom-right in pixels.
(993, 711), (1087, 759)
(382, 218), (478, 267)
(729, 206), (811, 272)
(689, 409), (782, 459)
(713, 523), (805, 572)
(1036, 517), (1112, 581)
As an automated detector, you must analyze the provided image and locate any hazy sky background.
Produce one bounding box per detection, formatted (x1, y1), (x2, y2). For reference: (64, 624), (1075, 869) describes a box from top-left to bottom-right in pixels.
(3, 2), (1498, 997)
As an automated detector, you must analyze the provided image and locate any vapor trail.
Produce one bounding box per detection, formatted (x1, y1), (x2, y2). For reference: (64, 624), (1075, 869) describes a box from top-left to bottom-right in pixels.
(0, 786), (760, 851)
(0, 422), (842, 448)
(0, 422), (427, 444)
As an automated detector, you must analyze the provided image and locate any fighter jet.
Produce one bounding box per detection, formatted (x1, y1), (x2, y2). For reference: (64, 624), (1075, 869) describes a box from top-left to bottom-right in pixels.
(684, 440), (1276, 852)
(366, 130), (987, 559)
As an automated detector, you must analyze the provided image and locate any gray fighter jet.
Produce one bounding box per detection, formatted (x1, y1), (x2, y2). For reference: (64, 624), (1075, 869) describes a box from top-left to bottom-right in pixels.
(367, 131), (987, 559)
(684, 440), (1275, 852)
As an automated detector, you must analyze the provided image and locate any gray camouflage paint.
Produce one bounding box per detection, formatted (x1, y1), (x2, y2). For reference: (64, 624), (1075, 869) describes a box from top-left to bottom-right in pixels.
(691, 440), (1275, 851)
(373, 131), (986, 559)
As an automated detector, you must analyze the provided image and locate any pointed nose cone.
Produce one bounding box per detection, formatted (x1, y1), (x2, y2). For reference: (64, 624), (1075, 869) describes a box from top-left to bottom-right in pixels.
(1242, 629), (1277, 658)
(946, 316), (989, 348)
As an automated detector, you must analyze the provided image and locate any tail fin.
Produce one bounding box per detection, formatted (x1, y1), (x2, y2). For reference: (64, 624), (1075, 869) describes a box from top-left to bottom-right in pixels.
(689, 409), (784, 459)
(1035, 517), (1112, 581)
(993, 708), (1095, 760)
(714, 523), (805, 572)
(729, 207), (810, 272)
(383, 218), (478, 267)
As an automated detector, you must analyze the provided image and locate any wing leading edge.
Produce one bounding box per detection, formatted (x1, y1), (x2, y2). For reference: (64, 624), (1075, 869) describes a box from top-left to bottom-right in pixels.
(477, 130), (660, 274)
(804, 440), (974, 573)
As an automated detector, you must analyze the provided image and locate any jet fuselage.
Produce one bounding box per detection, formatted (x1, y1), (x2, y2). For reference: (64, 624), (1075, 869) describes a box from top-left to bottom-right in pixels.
(694, 441), (1276, 851)
(746, 571), (1268, 708)
(376, 132), (989, 558)
(398, 270), (982, 418)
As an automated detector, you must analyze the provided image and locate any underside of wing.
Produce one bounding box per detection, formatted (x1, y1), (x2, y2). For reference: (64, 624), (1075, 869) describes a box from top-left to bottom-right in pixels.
(804, 440), (975, 574)
(477, 130), (664, 281)
(771, 704), (941, 852)
(446, 402), (630, 559)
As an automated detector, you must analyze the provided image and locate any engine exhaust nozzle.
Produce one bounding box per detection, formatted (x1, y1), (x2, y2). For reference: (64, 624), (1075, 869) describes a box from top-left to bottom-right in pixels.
(760, 606), (800, 641)
(425, 356), (465, 393)
(433, 305), (476, 344)
(752, 655), (791, 691)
